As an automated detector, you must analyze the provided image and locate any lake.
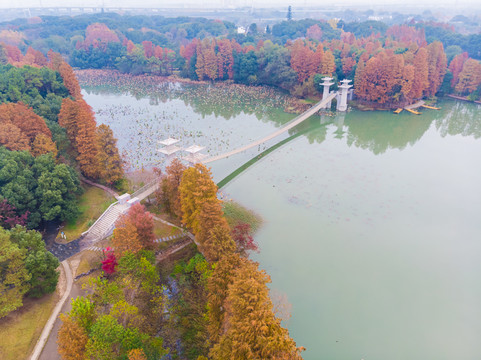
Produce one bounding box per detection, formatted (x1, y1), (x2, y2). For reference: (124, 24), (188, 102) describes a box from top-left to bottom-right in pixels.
(82, 81), (481, 360)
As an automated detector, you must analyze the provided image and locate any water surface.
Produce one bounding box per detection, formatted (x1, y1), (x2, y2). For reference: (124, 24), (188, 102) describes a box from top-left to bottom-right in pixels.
(83, 84), (481, 360)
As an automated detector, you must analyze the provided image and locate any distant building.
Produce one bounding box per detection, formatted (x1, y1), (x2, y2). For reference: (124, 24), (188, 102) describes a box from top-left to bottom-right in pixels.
(237, 26), (246, 34)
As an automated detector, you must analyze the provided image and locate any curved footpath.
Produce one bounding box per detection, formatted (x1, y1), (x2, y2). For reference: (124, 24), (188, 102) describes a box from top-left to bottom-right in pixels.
(29, 261), (73, 360)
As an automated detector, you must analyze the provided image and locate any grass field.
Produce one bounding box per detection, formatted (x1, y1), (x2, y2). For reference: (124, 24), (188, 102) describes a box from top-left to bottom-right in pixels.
(222, 200), (262, 232)
(59, 186), (115, 243)
(0, 284), (60, 360)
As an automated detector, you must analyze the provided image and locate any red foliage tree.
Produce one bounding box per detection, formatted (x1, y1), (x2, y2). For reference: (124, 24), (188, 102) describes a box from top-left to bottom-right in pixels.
(101, 247), (118, 275)
(0, 199), (28, 229)
(306, 24), (323, 41)
(125, 203), (155, 250)
(231, 222), (258, 256)
(126, 40), (136, 54)
(142, 41), (154, 58)
(4, 44), (23, 64)
(180, 38), (199, 61)
(386, 25), (426, 47)
(84, 23), (120, 48)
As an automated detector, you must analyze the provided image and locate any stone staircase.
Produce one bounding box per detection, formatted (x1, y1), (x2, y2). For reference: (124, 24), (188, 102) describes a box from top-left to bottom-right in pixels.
(80, 203), (129, 249)
(78, 179), (160, 251)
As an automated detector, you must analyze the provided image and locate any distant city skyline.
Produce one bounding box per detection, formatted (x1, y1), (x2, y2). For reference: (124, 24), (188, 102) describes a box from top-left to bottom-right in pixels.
(0, 0), (479, 9)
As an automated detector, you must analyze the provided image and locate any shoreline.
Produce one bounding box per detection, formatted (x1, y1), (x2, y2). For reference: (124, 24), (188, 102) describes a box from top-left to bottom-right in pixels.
(75, 69), (318, 115)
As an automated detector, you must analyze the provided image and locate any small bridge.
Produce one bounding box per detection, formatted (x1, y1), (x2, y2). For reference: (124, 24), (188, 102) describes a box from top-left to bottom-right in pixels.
(203, 91), (338, 163)
(74, 79), (353, 249)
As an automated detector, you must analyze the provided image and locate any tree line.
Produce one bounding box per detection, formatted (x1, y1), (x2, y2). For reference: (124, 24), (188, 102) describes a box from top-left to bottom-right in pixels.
(1, 15), (481, 103)
(0, 50), (125, 319)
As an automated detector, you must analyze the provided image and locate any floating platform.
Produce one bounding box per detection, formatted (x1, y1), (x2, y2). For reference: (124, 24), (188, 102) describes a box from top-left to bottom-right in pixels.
(421, 105), (441, 110)
(394, 108), (403, 114)
(405, 108), (422, 115)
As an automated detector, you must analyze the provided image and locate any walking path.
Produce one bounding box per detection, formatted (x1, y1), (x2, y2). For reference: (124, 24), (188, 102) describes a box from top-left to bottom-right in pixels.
(29, 261), (73, 360)
(203, 92), (337, 164)
(80, 177), (120, 199)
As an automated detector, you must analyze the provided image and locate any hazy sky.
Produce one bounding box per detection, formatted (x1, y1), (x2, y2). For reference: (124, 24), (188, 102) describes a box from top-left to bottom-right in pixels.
(0, 0), (478, 8)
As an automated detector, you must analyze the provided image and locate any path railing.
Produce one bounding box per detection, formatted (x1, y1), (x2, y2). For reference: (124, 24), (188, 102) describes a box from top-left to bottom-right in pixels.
(131, 178), (160, 199)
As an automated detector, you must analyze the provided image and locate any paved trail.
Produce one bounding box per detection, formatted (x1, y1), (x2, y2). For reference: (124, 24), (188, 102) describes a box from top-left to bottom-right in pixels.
(30, 261), (73, 360)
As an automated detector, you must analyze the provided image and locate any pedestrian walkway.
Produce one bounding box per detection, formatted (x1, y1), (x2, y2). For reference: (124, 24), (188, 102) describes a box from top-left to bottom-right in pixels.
(85, 233), (185, 252)
(203, 92), (337, 164)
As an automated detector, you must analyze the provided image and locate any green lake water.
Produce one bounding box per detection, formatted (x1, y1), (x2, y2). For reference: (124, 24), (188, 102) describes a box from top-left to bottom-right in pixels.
(82, 84), (481, 360)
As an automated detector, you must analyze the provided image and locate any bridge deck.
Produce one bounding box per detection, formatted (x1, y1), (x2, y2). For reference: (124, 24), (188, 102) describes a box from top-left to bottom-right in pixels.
(203, 92), (337, 164)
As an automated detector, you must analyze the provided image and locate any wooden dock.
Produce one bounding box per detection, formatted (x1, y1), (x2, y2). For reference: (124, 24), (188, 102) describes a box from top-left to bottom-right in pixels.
(421, 105), (441, 110)
(394, 108), (403, 114)
(405, 108), (422, 115)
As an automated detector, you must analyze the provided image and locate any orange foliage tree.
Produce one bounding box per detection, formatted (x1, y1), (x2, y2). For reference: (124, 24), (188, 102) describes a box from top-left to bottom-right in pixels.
(0, 102), (51, 142)
(128, 348), (147, 360)
(96, 124), (124, 184)
(355, 50), (405, 104)
(196, 38), (218, 81)
(59, 61), (82, 99)
(0, 122), (30, 151)
(409, 47), (429, 100)
(31, 133), (58, 157)
(209, 256), (303, 360)
(112, 215), (142, 257)
(179, 164), (218, 236)
(455, 58), (481, 95)
(84, 23), (120, 48)
(112, 203), (155, 256)
(449, 52), (469, 88)
(290, 39), (318, 83)
(156, 158), (186, 219)
(319, 49), (335, 76)
(217, 39), (234, 80)
(425, 41), (447, 97)
(59, 98), (100, 178)
(57, 315), (89, 360)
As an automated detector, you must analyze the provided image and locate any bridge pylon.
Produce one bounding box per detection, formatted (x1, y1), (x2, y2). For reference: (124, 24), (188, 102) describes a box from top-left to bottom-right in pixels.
(320, 77), (334, 110)
(337, 79), (352, 112)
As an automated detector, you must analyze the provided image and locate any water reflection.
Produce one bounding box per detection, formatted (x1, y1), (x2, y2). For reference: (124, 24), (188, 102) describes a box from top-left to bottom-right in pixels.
(83, 82), (481, 163)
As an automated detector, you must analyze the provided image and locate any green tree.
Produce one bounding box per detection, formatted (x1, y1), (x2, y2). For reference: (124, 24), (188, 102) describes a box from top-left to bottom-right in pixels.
(0, 227), (30, 317)
(9, 226), (59, 298)
(0, 148), (80, 228)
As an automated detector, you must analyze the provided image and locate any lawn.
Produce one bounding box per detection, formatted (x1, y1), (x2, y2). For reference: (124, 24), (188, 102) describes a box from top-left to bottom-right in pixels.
(59, 186), (115, 243)
(153, 219), (182, 238)
(222, 200), (262, 232)
(0, 284), (60, 360)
